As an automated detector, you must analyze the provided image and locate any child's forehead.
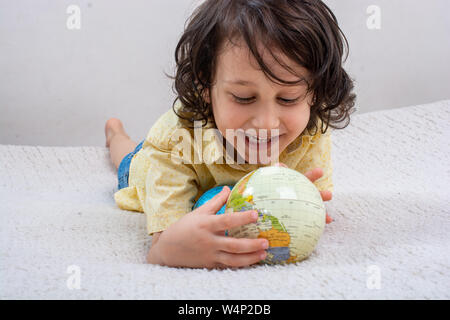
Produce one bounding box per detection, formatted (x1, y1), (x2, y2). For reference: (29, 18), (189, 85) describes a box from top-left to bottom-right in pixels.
(216, 39), (310, 83)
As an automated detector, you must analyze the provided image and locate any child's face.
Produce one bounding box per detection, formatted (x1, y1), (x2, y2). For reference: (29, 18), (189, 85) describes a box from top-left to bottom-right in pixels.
(207, 39), (313, 164)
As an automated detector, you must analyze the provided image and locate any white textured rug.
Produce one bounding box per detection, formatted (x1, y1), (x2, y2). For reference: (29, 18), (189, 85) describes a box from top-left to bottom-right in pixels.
(1, 100), (449, 300)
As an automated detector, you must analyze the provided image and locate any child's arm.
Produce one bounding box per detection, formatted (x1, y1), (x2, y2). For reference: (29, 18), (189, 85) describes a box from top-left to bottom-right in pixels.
(146, 186), (269, 269)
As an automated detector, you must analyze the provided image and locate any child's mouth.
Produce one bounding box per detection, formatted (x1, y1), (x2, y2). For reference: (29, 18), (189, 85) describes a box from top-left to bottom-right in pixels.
(244, 133), (281, 151)
(245, 135), (270, 148)
(232, 131), (282, 164)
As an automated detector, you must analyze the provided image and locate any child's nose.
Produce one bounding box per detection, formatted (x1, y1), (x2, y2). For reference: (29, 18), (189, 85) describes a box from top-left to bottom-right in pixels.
(251, 108), (280, 131)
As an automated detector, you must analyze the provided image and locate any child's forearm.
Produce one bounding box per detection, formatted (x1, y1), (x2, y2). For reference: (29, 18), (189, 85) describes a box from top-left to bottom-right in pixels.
(146, 232), (164, 265)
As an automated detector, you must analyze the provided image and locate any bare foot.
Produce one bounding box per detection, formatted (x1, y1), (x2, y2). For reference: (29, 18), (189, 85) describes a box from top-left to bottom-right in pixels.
(105, 118), (128, 147)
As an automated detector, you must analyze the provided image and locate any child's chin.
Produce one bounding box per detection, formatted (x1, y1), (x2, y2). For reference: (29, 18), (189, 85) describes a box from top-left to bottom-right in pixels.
(248, 143), (283, 165)
(241, 149), (279, 165)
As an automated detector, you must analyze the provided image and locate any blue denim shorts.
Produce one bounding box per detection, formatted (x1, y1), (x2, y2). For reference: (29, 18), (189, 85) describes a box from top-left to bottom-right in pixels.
(117, 140), (145, 190)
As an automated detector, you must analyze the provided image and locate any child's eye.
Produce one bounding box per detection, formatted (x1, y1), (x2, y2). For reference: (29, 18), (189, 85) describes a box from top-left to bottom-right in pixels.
(232, 94), (300, 105)
(233, 95), (254, 104)
(279, 97), (299, 105)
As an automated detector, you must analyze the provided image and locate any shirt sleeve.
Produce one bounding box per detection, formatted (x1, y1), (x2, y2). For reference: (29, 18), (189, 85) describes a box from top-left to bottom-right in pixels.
(141, 140), (200, 235)
(295, 129), (334, 193)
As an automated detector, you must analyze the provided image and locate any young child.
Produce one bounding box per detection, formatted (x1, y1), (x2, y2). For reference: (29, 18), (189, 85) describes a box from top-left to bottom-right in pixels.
(105, 0), (356, 269)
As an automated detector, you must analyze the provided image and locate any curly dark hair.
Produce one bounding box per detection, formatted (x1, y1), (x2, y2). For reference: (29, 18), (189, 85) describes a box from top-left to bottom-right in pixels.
(167, 0), (356, 135)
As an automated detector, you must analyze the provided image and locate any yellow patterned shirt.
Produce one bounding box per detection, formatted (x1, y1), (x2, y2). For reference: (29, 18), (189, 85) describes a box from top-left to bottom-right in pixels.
(114, 101), (334, 235)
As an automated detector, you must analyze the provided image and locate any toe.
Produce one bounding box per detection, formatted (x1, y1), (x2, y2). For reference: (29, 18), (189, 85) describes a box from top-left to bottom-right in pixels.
(105, 118), (123, 132)
(105, 118), (124, 147)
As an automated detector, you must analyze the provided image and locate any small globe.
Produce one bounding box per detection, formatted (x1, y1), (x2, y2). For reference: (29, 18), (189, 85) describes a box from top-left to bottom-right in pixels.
(225, 166), (326, 265)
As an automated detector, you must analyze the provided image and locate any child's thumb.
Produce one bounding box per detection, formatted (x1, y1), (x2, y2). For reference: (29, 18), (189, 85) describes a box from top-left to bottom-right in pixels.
(196, 186), (231, 215)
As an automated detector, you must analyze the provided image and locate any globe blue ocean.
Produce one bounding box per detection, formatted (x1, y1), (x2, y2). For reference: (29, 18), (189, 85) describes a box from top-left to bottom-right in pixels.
(192, 185), (235, 214)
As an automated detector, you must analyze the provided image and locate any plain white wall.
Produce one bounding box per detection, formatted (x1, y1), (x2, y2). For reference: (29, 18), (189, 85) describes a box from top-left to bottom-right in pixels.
(0, 0), (449, 147)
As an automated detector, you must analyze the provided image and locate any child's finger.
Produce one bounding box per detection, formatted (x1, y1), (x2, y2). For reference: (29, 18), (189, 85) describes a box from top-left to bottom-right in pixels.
(210, 210), (258, 232)
(304, 167), (323, 182)
(217, 236), (268, 254)
(320, 190), (332, 201)
(195, 186), (231, 215)
(326, 213), (333, 224)
(216, 250), (267, 268)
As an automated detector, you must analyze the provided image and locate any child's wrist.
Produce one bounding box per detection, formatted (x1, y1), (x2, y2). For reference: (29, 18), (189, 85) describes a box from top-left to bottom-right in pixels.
(146, 233), (165, 265)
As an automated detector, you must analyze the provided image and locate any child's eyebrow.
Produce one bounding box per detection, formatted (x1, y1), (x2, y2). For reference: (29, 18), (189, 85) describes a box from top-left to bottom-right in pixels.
(224, 78), (307, 88)
(224, 79), (306, 90)
(224, 79), (255, 86)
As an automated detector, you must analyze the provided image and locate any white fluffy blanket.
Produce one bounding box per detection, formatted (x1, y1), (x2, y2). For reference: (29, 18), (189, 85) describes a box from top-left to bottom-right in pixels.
(1, 100), (449, 299)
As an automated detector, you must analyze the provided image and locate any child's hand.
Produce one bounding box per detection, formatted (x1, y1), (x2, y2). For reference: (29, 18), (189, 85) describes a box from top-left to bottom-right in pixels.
(273, 163), (333, 224)
(147, 186), (268, 269)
